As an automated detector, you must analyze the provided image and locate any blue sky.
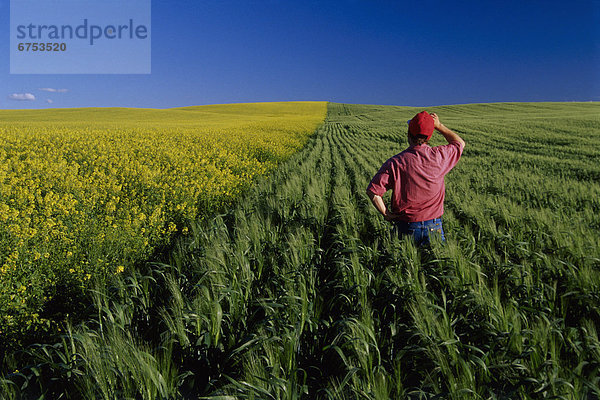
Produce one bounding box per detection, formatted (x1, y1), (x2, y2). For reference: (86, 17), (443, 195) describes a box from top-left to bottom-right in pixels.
(1, 0), (599, 109)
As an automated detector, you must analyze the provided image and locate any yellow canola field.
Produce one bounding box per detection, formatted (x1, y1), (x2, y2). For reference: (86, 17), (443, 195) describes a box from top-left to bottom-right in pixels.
(0, 101), (327, 339)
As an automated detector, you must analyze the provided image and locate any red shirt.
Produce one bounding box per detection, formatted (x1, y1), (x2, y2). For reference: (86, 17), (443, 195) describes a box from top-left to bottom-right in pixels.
(367, 142), (464, 222)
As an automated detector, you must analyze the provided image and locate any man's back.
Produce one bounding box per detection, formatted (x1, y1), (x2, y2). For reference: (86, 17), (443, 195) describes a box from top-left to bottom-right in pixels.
(368, 141), (463, 222)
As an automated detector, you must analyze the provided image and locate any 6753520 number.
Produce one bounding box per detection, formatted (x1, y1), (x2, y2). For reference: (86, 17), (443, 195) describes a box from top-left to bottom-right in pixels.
(17, 43), (67, 52)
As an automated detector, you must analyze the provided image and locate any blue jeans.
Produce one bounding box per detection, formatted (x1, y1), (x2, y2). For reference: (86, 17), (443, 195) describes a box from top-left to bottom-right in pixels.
(393, 217), (445, 246)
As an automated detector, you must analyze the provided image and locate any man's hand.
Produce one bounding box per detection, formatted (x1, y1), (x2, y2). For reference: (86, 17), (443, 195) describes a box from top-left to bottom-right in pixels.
(368, 191), (401, 222)
(430, 113), (442, 130)
(384, 209), (402, 222)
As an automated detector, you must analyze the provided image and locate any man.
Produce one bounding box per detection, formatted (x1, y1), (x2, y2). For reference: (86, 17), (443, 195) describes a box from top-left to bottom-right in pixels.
(366, 111), (465, 246)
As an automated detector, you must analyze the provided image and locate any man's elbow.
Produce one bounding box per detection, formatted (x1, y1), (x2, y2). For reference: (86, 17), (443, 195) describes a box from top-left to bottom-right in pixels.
(451, 138), (466, 148)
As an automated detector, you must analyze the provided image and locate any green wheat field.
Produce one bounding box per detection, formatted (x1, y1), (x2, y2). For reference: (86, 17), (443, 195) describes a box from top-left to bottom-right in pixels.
(1, 101), (599, 399)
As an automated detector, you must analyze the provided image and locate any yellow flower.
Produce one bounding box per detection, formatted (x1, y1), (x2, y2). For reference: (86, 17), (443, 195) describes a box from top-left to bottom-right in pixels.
(116, 265), (125, 274)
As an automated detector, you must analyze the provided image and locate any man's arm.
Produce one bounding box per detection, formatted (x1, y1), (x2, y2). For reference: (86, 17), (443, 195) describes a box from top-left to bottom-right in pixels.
(430, 113), (465, 147)
(366, 190), (399, 221)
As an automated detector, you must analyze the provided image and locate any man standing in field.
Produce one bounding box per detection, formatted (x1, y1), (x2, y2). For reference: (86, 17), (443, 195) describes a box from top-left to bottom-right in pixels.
(366, 111), (465, 246)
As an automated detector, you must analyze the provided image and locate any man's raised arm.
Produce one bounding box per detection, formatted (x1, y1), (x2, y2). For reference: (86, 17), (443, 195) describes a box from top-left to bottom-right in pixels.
(431, 113), (465, 148)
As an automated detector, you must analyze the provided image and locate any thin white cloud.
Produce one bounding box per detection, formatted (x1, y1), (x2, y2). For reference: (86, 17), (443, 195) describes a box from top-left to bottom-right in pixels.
(8, 93), (35, 101)
(39, 88), (68, 93)
(47, 99), (54, 104)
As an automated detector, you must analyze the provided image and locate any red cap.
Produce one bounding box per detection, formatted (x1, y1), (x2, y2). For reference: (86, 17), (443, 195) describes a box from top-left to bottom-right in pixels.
(408, 111), (434, 140)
